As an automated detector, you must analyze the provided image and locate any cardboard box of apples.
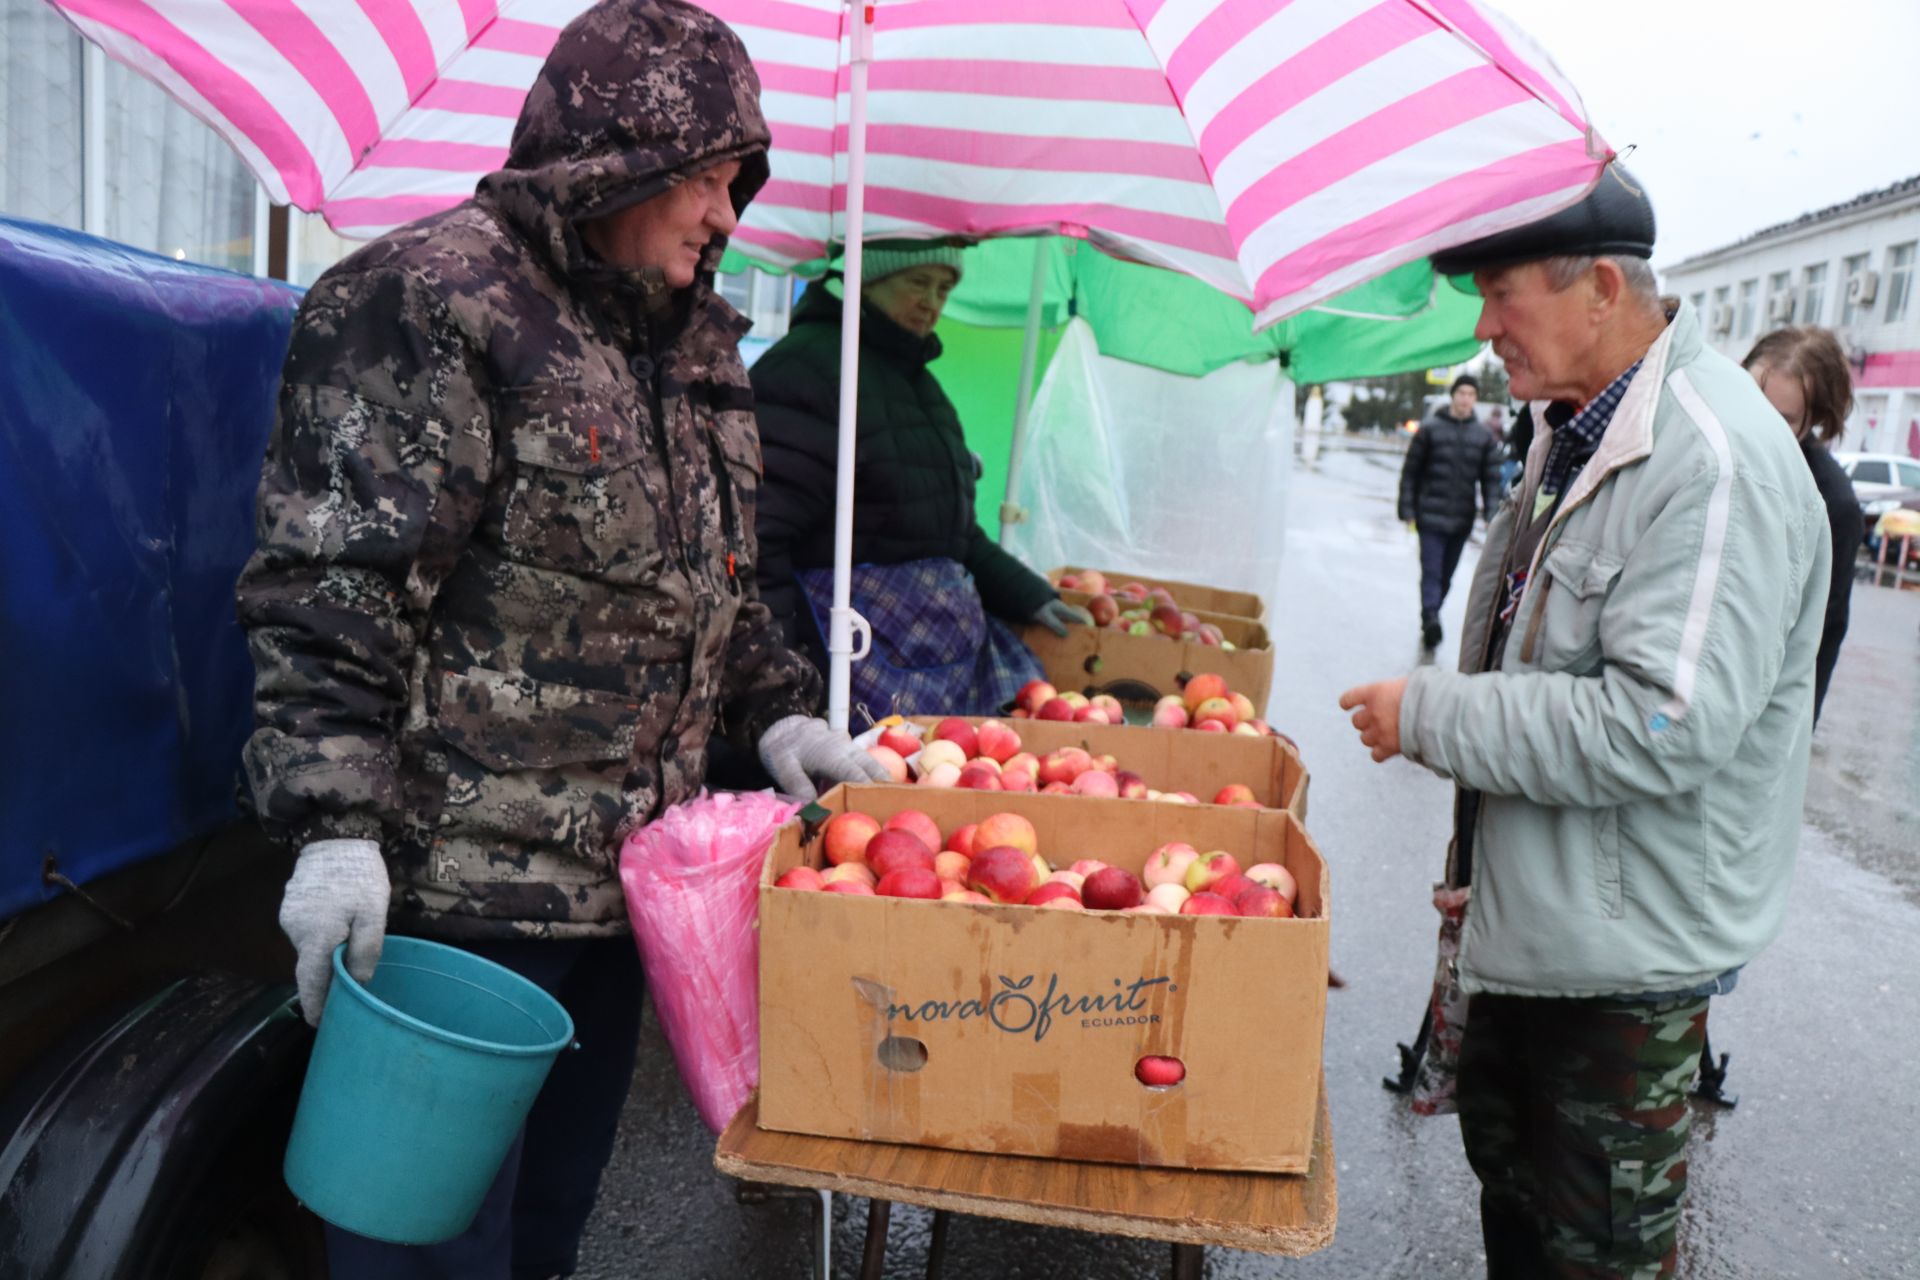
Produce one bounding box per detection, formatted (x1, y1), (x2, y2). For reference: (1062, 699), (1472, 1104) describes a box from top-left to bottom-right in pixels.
(858, 692), (1309, 820)
(1049, 566), (1266, 623)
(1020, 569), (1275, 710)
(756, 785), (1330, 1174)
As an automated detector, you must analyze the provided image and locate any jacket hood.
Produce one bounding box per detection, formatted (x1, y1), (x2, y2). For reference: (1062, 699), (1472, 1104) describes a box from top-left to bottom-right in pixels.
(476, 0), (770, 275)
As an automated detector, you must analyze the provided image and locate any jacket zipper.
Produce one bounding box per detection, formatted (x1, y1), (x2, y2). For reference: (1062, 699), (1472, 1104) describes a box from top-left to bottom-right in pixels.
(1519, 576), (1552, 664)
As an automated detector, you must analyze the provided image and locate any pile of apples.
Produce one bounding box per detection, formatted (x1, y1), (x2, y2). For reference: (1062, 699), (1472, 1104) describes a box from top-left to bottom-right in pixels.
(1054, 570), (1236, 649)
(864, 714), (1265, 806)
(1146, 673), (1287, 744)
(775, 808), (1303, 919)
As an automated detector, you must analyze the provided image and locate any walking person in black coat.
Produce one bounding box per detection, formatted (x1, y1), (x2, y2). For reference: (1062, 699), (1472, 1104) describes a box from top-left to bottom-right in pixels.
(1742, 326), (1862, 723)
(1399, 373), (1503, 649)
(750, 242), (1087, 717)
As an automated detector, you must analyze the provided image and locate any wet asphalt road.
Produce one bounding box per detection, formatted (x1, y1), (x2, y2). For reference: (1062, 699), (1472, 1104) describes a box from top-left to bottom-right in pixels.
(576, 442), (1920, 1280)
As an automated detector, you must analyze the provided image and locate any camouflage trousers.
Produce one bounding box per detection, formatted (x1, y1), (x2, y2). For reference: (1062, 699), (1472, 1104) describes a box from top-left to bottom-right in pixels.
(1458, 992), (1709, 1279)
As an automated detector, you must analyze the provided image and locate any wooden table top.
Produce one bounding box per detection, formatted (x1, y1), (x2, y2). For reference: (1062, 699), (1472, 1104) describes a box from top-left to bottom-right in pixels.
(713, 1074), (1335, 1257)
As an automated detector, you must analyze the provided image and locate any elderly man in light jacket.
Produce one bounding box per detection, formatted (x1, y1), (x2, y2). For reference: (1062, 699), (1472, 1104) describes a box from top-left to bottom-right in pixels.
(1341, 167), (1829, 1279)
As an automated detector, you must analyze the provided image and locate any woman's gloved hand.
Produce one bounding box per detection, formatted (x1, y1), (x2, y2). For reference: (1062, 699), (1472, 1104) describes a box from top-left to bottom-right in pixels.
(279, 838), (391, 1026)
(757, 715), (890, 801)
(1030, 598), (1095, 637)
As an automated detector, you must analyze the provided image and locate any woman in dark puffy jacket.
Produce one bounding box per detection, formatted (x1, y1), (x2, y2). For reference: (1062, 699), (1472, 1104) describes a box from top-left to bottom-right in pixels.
(750, 242), (1087, 717)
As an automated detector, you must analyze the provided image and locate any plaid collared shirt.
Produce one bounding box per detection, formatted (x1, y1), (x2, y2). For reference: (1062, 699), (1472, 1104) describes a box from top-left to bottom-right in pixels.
(1537, 358), (1643, 510)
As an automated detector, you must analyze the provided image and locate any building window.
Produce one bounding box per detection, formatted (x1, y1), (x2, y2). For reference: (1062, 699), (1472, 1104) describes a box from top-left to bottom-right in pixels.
(716, 265), (795, 343)
(1885, 242), (1915, 324)
(1689, 291), (1706, 315)
(1710, 284), (1731, 336)
(0, 1), (255, 272)
(1736, 279), (1757, 339)
(1802, 263), (1827, 325)
(1766, 271), (1792, 326)
(1839, 252), (1871, 326)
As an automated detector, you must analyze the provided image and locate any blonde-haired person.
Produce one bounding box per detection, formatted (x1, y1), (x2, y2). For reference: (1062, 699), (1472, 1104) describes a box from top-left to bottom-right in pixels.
(1743, 326), (1862, 722)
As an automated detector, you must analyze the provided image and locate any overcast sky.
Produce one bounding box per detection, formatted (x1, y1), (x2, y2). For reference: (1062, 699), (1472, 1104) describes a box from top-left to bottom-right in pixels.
(1492, 0), (1920, 271)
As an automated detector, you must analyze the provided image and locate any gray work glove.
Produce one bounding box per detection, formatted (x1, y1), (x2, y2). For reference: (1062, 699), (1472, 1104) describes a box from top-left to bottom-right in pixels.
(280, 838), (391, 1026)
(757, 715), (890, 801)
(1030, 598), (1095, 637)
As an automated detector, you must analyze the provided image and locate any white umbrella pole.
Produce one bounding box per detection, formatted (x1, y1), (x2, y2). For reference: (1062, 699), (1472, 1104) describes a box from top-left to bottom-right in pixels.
(998, 241), (1050, 543)
(827, 0), (876, 734)
(1301, 384), (1324, 468)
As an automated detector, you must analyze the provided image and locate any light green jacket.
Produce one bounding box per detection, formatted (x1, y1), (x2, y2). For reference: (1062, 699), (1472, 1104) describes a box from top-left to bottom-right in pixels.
(1401, 302), (1830, 998)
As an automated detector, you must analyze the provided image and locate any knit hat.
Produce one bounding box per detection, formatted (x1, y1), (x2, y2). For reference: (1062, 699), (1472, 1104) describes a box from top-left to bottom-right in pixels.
(856, 241), (966, 284)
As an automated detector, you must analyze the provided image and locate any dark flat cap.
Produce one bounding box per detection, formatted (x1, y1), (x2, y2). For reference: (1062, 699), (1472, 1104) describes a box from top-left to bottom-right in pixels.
(1431, 163), (1655, 276)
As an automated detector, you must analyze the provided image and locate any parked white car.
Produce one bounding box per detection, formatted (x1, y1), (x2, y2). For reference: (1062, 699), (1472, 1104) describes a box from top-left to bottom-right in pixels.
(1835, 452), (1920, 533)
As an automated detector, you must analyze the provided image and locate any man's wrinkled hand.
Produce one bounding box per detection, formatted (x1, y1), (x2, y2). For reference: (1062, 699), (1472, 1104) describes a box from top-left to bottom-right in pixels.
(1338, 678), (1408, 763)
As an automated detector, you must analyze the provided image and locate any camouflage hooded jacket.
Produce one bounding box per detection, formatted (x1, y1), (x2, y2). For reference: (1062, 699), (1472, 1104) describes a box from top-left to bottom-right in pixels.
(236, 0), (820, 940)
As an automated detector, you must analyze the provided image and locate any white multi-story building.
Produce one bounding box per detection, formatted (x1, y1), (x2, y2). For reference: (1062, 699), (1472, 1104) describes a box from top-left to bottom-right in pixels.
(1661, 176), (1920, 459)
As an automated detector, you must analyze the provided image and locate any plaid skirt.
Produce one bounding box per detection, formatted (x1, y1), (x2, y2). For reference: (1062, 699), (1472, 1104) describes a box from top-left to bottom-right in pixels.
(797, 557), (1043, 722)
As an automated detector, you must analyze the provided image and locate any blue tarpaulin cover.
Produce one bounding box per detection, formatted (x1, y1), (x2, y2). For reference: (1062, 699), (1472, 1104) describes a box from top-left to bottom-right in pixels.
(0, 217), (299, 921)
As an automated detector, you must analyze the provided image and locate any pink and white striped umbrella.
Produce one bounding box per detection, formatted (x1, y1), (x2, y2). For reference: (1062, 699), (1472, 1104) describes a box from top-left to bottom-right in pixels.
(50, 0), (1607, 322)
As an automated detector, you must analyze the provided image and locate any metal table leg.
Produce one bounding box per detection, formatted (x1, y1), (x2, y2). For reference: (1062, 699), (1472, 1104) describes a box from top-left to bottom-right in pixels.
(925, 1208), (951, 1279)
(816, 1190), (834, 1280)
(1171, 1241), (1205, 1279)
(861, 1198), (893, 1280)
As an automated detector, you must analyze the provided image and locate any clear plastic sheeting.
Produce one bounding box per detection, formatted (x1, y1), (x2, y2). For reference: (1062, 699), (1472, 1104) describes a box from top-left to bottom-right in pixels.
(1004, 319), (1293, 614)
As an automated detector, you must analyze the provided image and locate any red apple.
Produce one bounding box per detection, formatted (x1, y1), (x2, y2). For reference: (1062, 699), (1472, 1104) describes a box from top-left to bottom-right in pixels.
(969, 845), (1040, 904)
(1182, 673), (1230, 713)
(1191, 697), (1239, 731)
(1229, 692), (1257, 723)
(1148, 586), (1177, 607)
(775, 866), (825, 891)
(1120, 581), (1150, 600)
(1090, 694), (1126, 721)
(1184, 851), (1240, 894)
(823, 812), (882, 866)
(975, 719), (1022, 763)
(1149, 604), (1184, 637)
(866, 830), (935, 879)
(1091, 754), (1119, 773)
(933, 850), (971, 883)
(1244, 862), (1298, 901)
(1193, 625), (1222, 647)
(942, 887), (992, 904)
(823, 862), (876, 888)
(1040, 781), (1073, 794)
(1194, 719), (1228, 733)
(1231, 723), (1264, 737)
(1057, 573), (1082, 590)
(1026, 882), (1083, 908)
(1070, 859), (1109, 878)
(1145, 883), (1191, 913)
(956, 762), (1003, 791)
(1114, 770), (1149, 799)
(822, 880), (876, 896)
(946, 823), (979, 857)
(865, 744), (909, 783)
(1152, 702), (1189, 729)
(877, 866), (943, 899)
(877, 727), (921, 759)
(1072, 705), (1112, 724)
(1070, 769), (1120, 798)
(884, 809), (943, 854)
(1233, 885), (1294, 918)
(1046, 870), (1086, 892)
(999, 768), (1035, 793)
(1060, 692), (1090, 709)
(1004, 751), (1040, 778)
(1082, 866), (1144, 911)
(1180, 892), (1237, 916)
(1039, 896), (1085, 911)
(1135, 1055), (1186, 1087)
(1212, 783), (1258, 807)
(1087, 593), (1119, 626)
(973, 812), (1038, 857)
(1037, 747), (1093, 787)
(1210, 872), (1258, 902)
(1179, 611), (1201, 633)
(1143, 843), (1199, 889)
(1015, 679), (1057, 714)
(1037, 697), (1076, 722)
(932, 717), (980, 759)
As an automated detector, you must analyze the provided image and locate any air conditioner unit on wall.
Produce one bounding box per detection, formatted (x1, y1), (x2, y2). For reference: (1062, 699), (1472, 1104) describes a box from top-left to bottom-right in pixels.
(1767, 293), (1795, 324)
(1711, 304), (1734, 334)
(1847, 270), (1880, 306)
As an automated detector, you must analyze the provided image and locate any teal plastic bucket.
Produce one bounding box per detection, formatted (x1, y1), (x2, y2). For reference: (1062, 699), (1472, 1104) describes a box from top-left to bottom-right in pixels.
(283, 937), (575, 1244)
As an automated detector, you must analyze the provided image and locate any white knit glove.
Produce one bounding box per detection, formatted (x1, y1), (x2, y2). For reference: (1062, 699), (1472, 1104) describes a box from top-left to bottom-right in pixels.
(756, 715), (890, 801)
(280, 838), (391, 1026)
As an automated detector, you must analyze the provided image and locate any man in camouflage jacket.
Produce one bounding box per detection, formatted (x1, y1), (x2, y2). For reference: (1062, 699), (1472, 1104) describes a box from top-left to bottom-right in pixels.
(237, 3), (879, 1271)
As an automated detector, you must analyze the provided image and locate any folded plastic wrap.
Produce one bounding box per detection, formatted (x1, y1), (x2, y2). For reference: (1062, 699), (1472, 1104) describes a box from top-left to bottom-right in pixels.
(617, 790), (802, 1133)
(1002, 319), (1294, 615)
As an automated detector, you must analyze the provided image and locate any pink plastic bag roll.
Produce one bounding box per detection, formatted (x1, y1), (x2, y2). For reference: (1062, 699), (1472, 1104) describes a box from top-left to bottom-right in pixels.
(618, 790), (800, 1133)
